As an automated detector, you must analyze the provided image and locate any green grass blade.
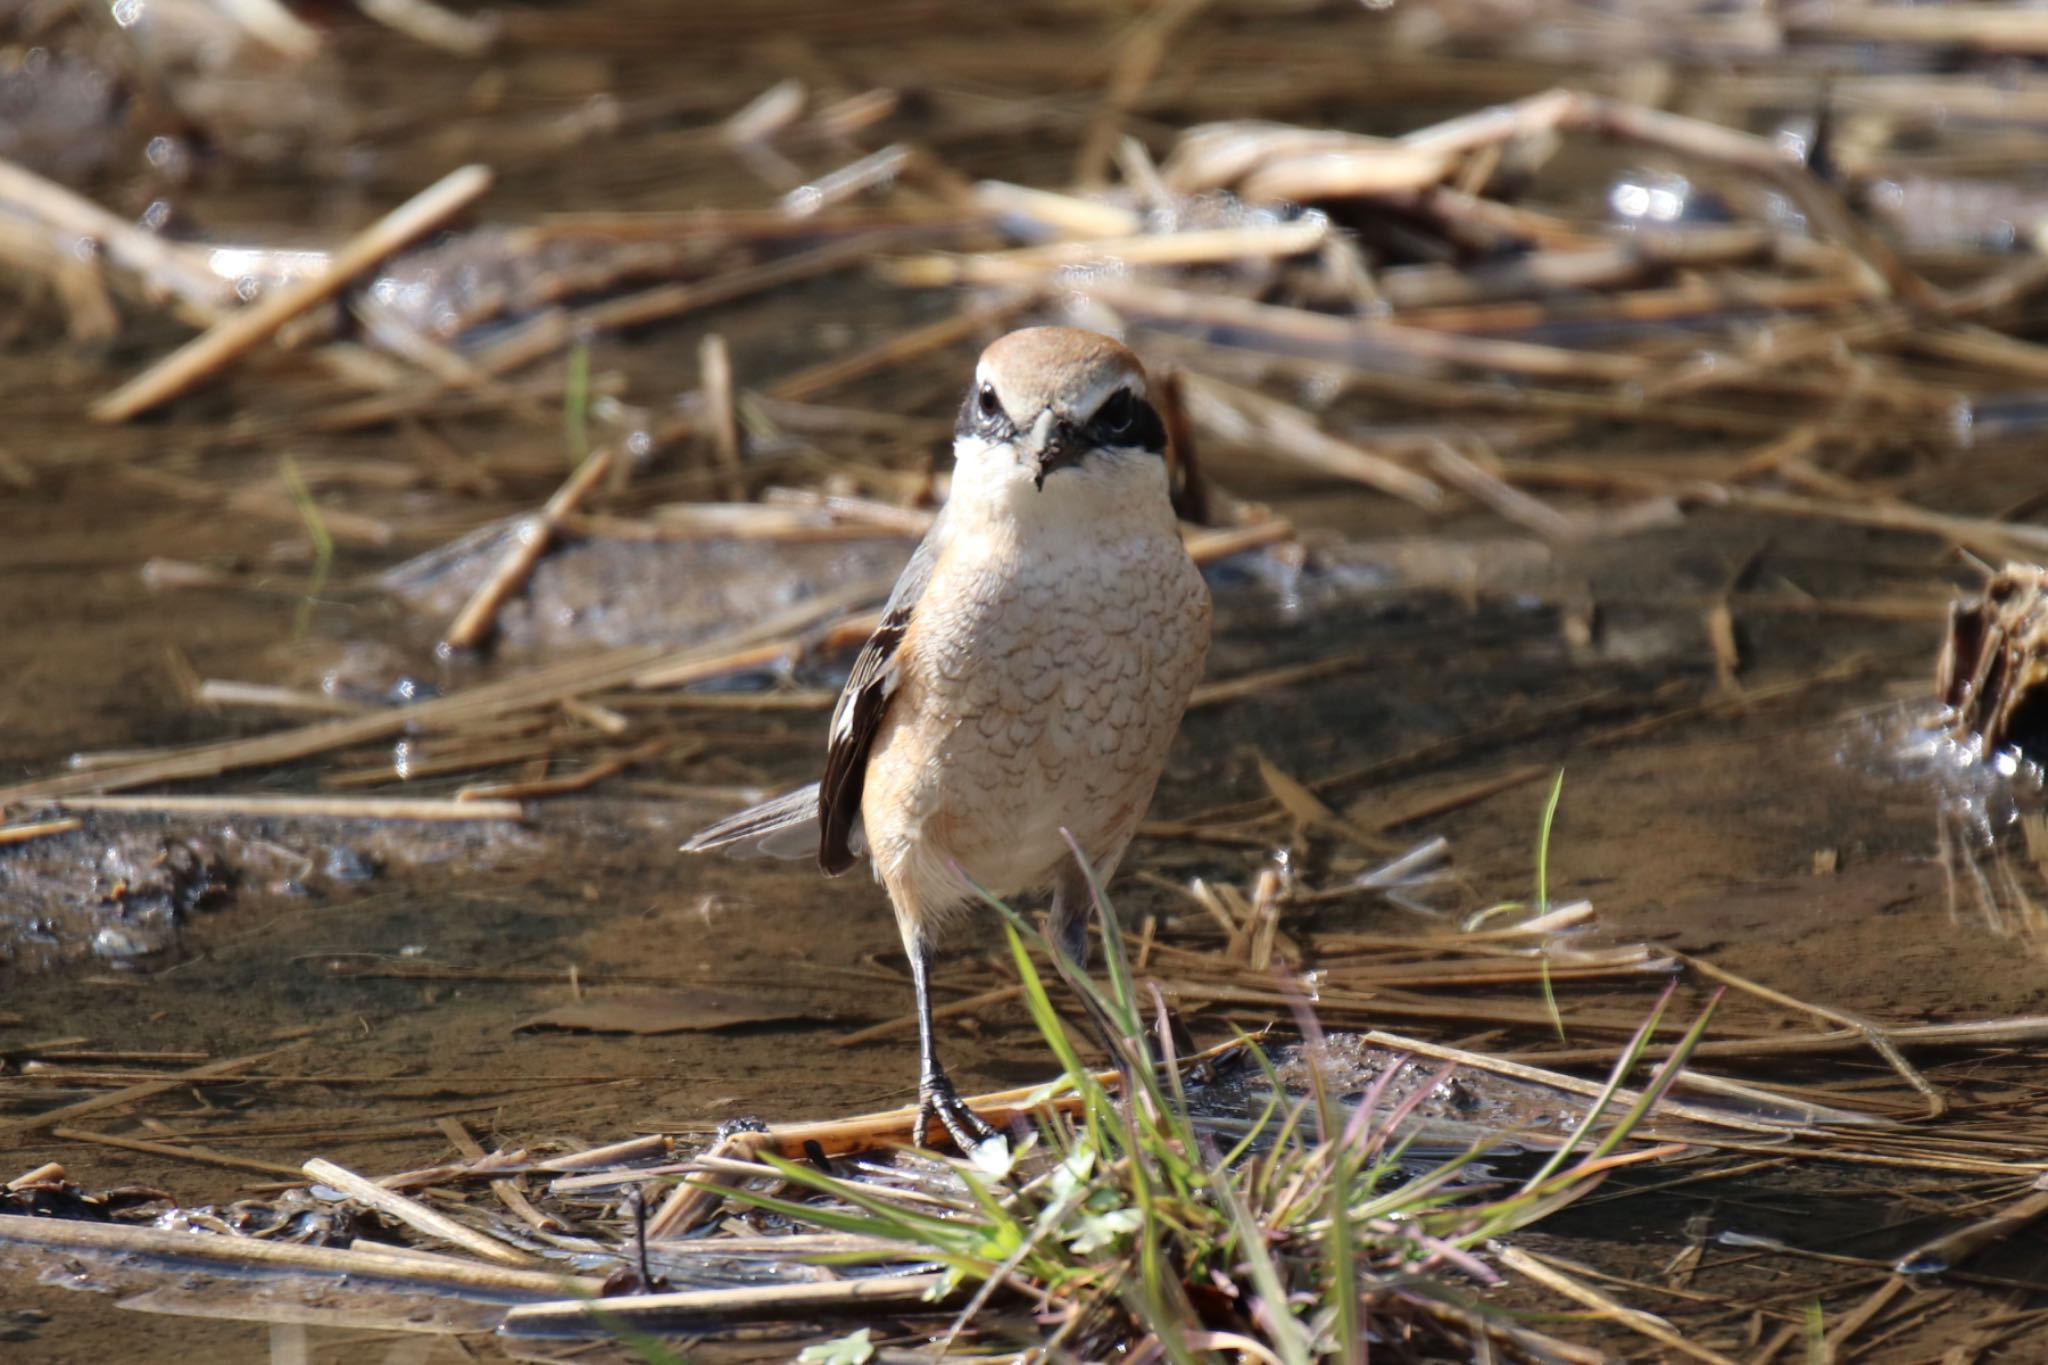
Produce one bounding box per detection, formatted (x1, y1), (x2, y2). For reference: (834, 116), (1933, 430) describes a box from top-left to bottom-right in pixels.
(1517, 982), (1674, 1194)
(1539, 956), (1566, 1044)
(1325, 1133), (1362, 1365)
(749, 1154), (984, 1242)
(1002, 919), (1096, 1093)
(564, 336), (591, 467)
(1577, 989), (1723, 1168)
(1212, 1164), (1315, 1365)
(1534, 767), (1565, 913)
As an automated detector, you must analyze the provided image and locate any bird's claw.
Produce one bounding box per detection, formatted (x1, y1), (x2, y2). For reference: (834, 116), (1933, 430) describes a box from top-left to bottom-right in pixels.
(915, 1073), (997, 1152)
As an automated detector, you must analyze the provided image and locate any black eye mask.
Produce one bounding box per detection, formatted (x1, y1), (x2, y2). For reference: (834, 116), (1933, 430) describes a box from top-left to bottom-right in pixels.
(1086, 388), (1166, 454)
(953, 381), (1168, 461)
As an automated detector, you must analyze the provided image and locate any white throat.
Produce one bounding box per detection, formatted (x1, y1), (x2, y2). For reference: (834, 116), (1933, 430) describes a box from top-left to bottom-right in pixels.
(947, 434), (1175, 537)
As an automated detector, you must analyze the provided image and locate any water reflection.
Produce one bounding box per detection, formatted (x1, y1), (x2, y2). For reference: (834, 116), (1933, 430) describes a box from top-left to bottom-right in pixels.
(1852, 702), (2048, 952)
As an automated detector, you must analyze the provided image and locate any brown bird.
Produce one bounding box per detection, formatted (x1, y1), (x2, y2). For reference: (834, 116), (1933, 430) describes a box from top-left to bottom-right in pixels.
(682, 326), (1211, 1147)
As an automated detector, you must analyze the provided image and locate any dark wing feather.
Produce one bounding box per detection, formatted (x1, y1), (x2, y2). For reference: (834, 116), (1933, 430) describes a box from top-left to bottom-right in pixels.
(816, 509), (947, 875)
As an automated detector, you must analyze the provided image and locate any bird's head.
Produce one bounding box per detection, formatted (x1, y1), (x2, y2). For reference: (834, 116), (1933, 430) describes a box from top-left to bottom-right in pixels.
(950, 326), (1169, 509)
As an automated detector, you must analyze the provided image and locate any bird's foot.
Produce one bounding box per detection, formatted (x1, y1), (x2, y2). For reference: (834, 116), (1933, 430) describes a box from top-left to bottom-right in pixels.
(915, 1072), (998, 1153)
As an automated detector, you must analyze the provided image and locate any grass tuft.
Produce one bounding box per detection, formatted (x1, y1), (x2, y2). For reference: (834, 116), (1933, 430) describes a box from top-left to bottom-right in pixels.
(701, 856), (1716, 1360)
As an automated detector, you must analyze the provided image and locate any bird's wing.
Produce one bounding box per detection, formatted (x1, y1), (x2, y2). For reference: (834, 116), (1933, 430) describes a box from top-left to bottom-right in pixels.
(816, 506), (948, 875)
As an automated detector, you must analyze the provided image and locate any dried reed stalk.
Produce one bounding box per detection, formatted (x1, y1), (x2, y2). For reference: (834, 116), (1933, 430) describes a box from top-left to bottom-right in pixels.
(501, 1273), (952, 1333)
(302, 1158), (535, 1266)
(1492, 1243), (1746, 1365)
(0, 816), (81, 846)
(0, 1212), (596, 1295)
(441, 448), (616, 652)
(94, 166), (494, 421)
(0, 1043), (309, 1143)
(49, 794), (526, 821)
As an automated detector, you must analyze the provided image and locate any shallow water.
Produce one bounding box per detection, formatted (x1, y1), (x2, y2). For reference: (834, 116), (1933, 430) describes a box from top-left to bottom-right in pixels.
(10, 1), (2048, 1360)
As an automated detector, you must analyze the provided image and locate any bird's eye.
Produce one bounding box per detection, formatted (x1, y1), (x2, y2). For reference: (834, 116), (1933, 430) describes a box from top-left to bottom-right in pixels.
(1095, 388), (1138, 438)
(976, 383), (1001, 420)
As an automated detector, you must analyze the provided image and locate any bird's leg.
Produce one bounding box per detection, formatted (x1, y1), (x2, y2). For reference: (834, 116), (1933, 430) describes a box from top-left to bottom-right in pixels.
(1047, 857), (1097, 970)
(1048, 855), (1144, 1091)
(903, 921), (997, 1151)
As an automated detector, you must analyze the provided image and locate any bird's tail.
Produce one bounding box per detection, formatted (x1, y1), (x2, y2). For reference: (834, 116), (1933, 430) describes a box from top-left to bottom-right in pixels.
(680, 781), (824, 861)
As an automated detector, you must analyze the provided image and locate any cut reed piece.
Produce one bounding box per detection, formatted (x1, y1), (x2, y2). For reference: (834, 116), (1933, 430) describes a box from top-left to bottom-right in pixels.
(1092, 278), (1650, 382)
(1374, 225), (1782, 310)
(1893, 1175), (2048, 1275)
(92, 165), (494, 422)
(566, 502), (917, 542)
(302, 1158), (534, 1267)
(0, 1042), (309, 1143)
(0, 1212), (596, 1296)
(1679, 952), (1943, 1117)
(698, 333), (746, 501)
(1514, 1012), (2048, 1067)
(1177, 372), (1442, 508)
(0, 816), (81, 846)
(781, 144), (911, 217)
(472, 230), (919, 378)
(1182, 519), (1294, 565)
(1164, 123), (1454, 200)
(1709, 487), (2048, 562)
(46, 794), (524, 821)
(49, 1126), (309, 1180)
(500, 1273), (952, 1335)
(539, 1133), (671, 1172)
(0, 588), (891, 805)
(889, 219), (1330, 286)
(435, 1118), (562, 1236)
(1423, 442), (1577, 540)
(196, 680), (368, 715)
(455, 738), (671, 802)
(971, 179), (1142, 239)
(357, 0), (498, 54)
(0, 158), (236, 317)
(440, 448), (616, 652)
(629, 574), (895, 688)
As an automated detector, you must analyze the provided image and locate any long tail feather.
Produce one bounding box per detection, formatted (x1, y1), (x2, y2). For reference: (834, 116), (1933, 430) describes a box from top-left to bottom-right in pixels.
(680, 782), (822, 861)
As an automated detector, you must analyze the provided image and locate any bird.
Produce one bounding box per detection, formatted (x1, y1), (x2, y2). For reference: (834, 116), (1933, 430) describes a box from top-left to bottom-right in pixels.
(681, 325), (1212, 1149)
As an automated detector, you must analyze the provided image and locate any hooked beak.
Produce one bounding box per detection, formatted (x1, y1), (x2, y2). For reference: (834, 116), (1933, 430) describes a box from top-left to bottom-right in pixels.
(1024, 409), (1086, 490)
